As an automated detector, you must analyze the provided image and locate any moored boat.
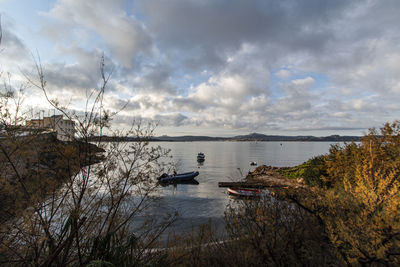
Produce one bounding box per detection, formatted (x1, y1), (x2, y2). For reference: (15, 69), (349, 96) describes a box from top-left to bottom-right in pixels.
(158, 171), (199, 183)
(227, 187), (261, 197)
(197, 152), (205, 162)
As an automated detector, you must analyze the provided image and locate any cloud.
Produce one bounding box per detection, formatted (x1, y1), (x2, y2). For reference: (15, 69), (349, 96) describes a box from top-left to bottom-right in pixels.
(0, 17), (30, 66)
(154, 113), (188, 127)
(3, 0), (400, 135)
(41, 0), (152, 68)
(275, 69), (291, 80)
(185, 45), (270, 113)
(131, 63), (177, 94)
(140, 0), (351, 70)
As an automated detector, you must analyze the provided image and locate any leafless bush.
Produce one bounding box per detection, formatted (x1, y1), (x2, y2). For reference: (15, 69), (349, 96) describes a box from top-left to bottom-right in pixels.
(0, 57), (175, 266)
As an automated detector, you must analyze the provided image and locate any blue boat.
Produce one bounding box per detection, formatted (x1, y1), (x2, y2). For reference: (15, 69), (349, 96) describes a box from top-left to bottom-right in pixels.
(158, 171), (199, 183)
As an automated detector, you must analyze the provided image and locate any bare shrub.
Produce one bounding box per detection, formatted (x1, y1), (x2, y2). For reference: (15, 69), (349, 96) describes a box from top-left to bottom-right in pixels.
(0, 57), (175, 266)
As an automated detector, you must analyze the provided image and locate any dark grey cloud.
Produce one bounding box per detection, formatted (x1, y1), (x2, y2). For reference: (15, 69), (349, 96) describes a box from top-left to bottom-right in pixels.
(172, 97), (207, 112)
(140, 0), (352, 70)
(154, 113), (188, 127)
(2, 29), (28, 59)
(107, 98), (140, 112)
(0, 15), (30, 65)
(131, 63), (177, 94)
(24, 48), (119, 101)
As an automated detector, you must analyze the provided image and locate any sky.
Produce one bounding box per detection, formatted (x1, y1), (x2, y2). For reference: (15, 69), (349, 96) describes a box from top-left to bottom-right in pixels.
(1, 0), (400, 137)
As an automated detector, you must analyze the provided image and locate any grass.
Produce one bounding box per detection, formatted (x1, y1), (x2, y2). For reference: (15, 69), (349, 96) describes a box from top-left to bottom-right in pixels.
(278, 155), (327, 187)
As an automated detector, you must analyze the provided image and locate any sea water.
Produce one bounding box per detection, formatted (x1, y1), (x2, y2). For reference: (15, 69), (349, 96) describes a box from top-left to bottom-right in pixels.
(133, 141), (338, 241)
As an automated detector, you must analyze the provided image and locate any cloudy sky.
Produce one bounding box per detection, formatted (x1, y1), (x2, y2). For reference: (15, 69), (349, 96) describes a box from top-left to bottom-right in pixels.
(1, 0), (400, 136)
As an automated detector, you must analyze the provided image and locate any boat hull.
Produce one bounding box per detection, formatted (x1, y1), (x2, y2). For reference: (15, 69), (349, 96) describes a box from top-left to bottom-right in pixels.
(227, 187), (261, 197)
(159, 171), (199, 183)
(197, 152), (205, 162)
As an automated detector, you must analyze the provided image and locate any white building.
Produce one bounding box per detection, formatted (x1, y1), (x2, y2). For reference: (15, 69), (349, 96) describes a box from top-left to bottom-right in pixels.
(26, 115), (75, 141)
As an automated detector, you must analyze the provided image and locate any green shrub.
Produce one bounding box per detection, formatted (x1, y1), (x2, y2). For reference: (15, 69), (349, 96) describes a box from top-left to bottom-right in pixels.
(279, 155), (328, 187)
(302, 156), (327, 187)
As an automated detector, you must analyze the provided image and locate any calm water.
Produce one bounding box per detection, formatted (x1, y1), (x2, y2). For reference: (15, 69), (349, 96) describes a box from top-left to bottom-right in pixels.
(145, 141), (338, 238)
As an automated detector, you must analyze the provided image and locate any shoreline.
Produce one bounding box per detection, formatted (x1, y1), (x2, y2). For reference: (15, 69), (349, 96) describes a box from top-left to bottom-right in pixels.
(246, 165), (306, 188)
(0, 134), (104, 224)
(219, 164), (322, 205)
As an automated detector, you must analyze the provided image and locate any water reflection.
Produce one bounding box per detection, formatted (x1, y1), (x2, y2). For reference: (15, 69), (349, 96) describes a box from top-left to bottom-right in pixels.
(159, 179), (200, 187)
(150, 141), (338, 236)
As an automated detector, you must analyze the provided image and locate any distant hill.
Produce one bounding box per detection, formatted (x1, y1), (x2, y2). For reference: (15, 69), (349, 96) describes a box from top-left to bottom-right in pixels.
(154, 135), (227, 141)
(230, 133), (361, 142)
(153, 133), (361, 142)
(89, 133), (361, 142)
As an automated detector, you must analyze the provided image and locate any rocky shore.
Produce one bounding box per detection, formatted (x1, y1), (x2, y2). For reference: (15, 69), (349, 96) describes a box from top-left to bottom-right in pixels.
(243, 165), (325, 211)
(0, 133), (104, 224)
(245, 165), (306, 189)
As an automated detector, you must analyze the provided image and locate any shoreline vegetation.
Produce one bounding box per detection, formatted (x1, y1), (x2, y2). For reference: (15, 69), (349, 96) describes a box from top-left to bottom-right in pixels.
(235, 122), (400, 265)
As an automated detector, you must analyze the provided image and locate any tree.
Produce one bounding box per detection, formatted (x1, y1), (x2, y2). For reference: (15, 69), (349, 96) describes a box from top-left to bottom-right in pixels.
(324, 142), (360, 188)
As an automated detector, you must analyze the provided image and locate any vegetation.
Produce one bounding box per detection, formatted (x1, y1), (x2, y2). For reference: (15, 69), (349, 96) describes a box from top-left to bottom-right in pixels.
(321, 123), (400, 265)
(223, 194), (340, 266)
(163, 122), (400, 266)
(160, 197), (340, 266)
(0, 58), (175, 266)
(278, 155), (328, 187)
(277, 122), (400, 265)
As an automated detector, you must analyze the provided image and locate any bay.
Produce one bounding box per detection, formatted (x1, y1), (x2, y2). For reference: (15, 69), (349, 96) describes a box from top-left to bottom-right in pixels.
(147, 141), (338, 238)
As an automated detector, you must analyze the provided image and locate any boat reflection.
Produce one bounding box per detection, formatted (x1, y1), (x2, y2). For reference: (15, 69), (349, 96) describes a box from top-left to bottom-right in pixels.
(159, 179), (199, 187)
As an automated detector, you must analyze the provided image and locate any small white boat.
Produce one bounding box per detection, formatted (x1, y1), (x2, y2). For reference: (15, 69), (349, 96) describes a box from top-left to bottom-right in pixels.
(227, 187), (261, 197)
(197, 152), (205, 162)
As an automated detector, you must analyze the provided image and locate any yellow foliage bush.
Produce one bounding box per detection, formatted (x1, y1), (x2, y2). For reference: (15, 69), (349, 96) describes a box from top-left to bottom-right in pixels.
(322, 121), (400, 265)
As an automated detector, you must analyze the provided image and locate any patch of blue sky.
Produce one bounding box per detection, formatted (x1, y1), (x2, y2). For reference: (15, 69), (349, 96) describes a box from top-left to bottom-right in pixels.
(270, 68), (330, 98)
(0, 0), (53, 29)
(296, 72), (329, 91)
(1, 0), (109, 66)
(169, 67), (211, 98)
(1, 0), (59, 59)
(269, 70), (287, 100)
(126, 0), (147, 21)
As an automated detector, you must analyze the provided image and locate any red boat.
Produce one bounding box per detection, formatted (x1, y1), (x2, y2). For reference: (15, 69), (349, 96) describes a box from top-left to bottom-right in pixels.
(227, 187), (261, 197)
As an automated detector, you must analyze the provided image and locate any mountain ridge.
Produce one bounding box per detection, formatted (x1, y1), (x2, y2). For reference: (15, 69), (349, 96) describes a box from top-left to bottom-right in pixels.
(89, 132), (361, 142)
(153, 133), (361, 142)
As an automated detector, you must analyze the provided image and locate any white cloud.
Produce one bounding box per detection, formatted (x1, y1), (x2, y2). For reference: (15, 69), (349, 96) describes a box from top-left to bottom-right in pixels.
(41, 0), (152, 68)
(291, 77), (315, 88)
(275, 69), (291, 80)
(187, 58), (269, 112)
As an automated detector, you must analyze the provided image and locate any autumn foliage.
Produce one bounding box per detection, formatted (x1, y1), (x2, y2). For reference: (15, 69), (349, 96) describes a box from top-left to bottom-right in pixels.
(279, 121), (400, 265)
(321, 122), (400, 265)
(219, 122), (400, 266)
